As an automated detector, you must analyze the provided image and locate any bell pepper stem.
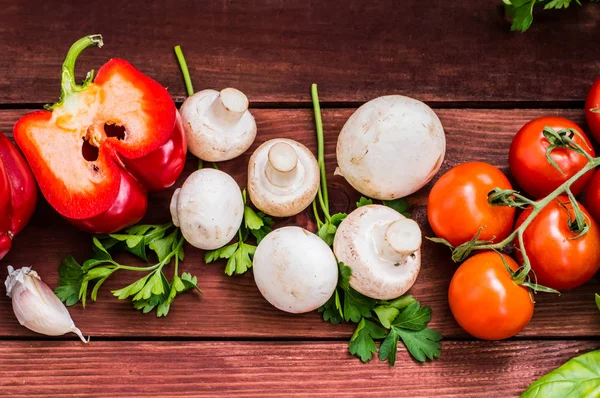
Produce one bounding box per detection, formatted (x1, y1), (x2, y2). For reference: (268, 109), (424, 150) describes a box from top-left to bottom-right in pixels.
(47, 34), (103, 110)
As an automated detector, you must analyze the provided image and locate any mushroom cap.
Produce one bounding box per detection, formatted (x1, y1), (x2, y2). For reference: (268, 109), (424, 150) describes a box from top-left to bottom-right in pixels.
(180, 89), (257, 162)
(172, 168), (244, 250)
(336, 95), (445, 200)
(333, 204), (421, 300)
(248, 138), (319, 217)
(253, 226), (338, 313)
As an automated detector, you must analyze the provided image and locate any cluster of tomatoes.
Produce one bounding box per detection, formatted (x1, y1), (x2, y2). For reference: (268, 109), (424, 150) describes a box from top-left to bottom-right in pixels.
(426, 80), (600, 340)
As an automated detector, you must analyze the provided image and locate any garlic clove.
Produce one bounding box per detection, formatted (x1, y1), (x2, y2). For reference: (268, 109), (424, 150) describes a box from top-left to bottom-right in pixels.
(5, 266), (89, 343)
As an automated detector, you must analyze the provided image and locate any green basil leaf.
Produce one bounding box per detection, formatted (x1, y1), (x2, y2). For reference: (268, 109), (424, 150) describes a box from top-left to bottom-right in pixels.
(521, 350), (600, 398)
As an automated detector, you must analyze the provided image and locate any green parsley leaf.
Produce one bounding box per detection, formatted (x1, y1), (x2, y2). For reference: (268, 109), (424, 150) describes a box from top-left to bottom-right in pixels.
(337, 262), (352, 291)
(374, 306), (400, 329)
(379, 328), (401, 365)
(396, 328), (442, 362)
(356, 197), (373, 207)
(344, 288), (376, 323)
(349, 318), (388, 362)
(318, 290), (343, 324)
(225, 242), (256, 275)
(205, 242), (239, 263)
(57, 224), (197, 317)
(112, 274), (152, 299)
(317, 212), (347, 246)
(544, 0), (577, 9)
(244, 206), (264, 230)
(249, 212), (273, 244)
(54, 256), (84, 306)
(383, 198), (410, 217)
(391, 301), (432, 331)
(503, 0), (584, 32)
(374, 295), (416, 328)
(149, 230), (177, 263)
(596, 293), (600, 311)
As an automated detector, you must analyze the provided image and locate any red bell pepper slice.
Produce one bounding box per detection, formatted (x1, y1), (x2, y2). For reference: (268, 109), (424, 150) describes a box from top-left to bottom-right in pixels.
(14, 35), (186, 234)
(0, 132), (37, 260)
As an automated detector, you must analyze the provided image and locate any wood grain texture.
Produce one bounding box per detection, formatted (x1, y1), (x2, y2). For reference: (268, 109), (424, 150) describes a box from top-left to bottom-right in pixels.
(0, 0), (598, 105)
(1, 340), (598, 397)
(1, 107), (599, 340)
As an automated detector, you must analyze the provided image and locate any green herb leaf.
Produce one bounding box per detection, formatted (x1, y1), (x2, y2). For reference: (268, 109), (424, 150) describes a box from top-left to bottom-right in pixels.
(205, 242), (239, 263)
(337, 262), (352, 292)
(249, 212), (273, 244)
(112, 274), (152, 300)
(356, 197), (373, 207)
(317, 212), (347, 246)
(244, 206), (264, 230)
(54, 256), (84, 306)
(374, 306), (400, 329)
(344, 288), (376, 323)
(391, 301), (432, 331)
(383, 198), (410, 217)
(544, 0), (576, 9)
(521, 350), (600, 398)
(149, 231), (177, 263)
(374, 295), (417, 328)
(596, 294), (600, 311)
(379, 328), (400, 365)
(57, 223), (196, 317)
(349, 318), (388, 362)
(318, 290), (343, 324)
(396, 328), (442, 363)
(225, 242), (256, 275)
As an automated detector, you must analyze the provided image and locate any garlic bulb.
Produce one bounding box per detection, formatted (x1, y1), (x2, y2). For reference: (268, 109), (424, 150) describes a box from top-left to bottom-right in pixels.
(5, 266), (88, 342)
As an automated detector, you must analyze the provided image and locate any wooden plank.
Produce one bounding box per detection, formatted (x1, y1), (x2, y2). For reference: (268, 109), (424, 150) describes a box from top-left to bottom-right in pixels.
(0, 1), (598, 105)
(1, 340), (597, 397)
(1, 108), (599, 339)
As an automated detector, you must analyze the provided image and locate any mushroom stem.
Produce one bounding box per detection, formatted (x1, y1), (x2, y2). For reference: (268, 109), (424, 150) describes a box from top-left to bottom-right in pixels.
(208, 88), (249, 126)
(264, 142), (301, 188)
(374, 219), (422, 265)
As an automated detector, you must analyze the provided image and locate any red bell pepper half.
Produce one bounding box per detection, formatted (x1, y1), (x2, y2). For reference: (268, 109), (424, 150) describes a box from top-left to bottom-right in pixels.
(0, 132), (37, 260)
(14, 35), (187, 234)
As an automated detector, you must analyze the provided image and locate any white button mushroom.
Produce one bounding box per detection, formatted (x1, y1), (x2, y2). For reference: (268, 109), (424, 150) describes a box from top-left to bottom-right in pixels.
(247, 138), (320, 217)
(180, 88), (257, 161)
(333, 204), (422, 300)
(253, 226), (338, 313)
(336, 95), (446, 200)
(170, 168), (244, 250)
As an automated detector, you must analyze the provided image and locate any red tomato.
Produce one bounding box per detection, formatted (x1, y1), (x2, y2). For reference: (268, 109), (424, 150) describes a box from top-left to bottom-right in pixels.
(448, 251), (533, 340)
(585, 78), (600, 142)
(427, 162), (515, 247)
(509, 116), (595, 199)
(515, 196), (600, 290)
(584, 170), (600, 226)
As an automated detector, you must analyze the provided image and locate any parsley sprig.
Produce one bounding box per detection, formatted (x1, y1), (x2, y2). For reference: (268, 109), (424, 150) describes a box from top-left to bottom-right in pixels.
(504, 0), (599, 32)
(319, 263), (441, 364)
(204, 189), (273, 275)
(55, 222), (201, 317)
(310, 84), (441, 365)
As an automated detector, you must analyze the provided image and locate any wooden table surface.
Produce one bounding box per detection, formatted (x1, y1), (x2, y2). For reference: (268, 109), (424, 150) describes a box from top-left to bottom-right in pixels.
(1, 1), (599, 396)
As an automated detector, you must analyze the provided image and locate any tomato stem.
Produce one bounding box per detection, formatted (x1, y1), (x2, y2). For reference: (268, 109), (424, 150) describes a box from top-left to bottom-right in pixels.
(454, 151), (600, 288)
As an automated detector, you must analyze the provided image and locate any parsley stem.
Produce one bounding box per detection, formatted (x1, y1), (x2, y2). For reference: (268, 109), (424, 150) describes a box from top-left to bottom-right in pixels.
(312, 199), (323, 229)
(116, 264), (161, 272)
(311, 84), (330, 216)
(174, 45), (194, 97)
